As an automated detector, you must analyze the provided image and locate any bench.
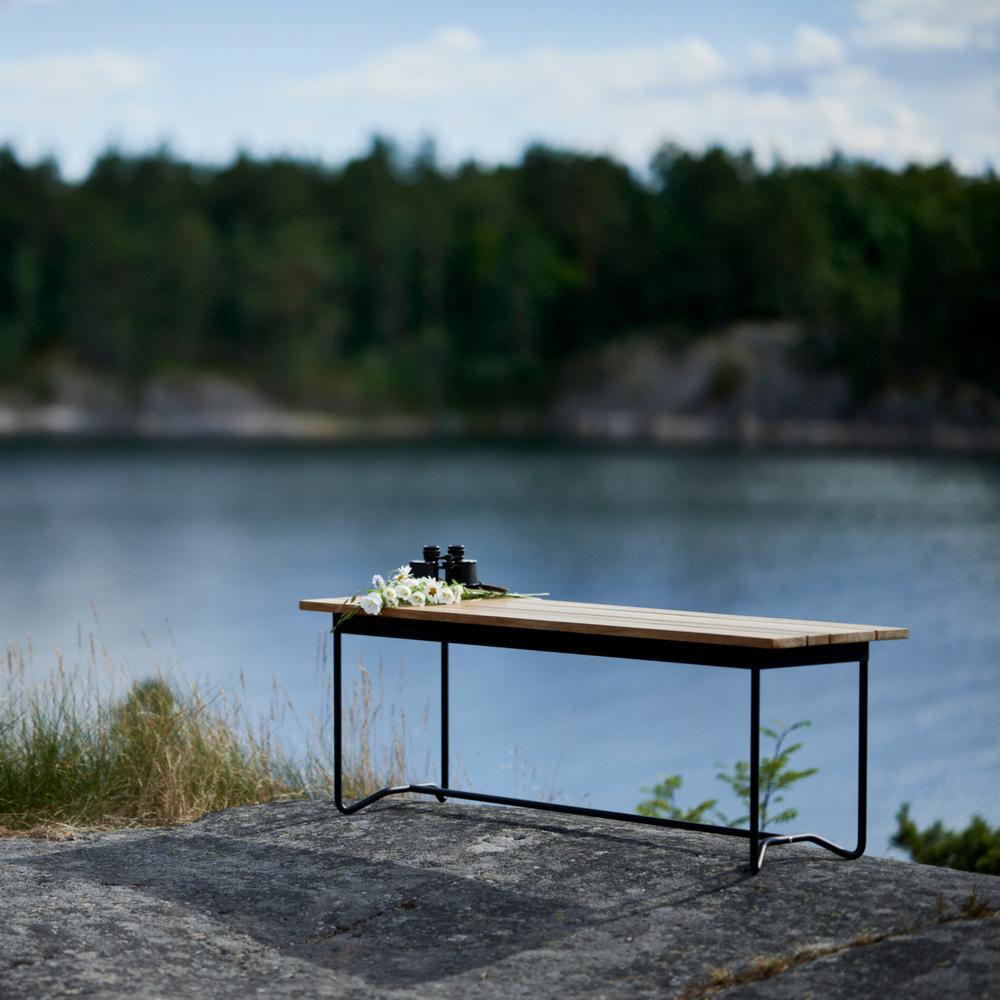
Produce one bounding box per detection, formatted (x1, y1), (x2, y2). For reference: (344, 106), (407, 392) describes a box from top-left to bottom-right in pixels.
(299, 595), (907, 872)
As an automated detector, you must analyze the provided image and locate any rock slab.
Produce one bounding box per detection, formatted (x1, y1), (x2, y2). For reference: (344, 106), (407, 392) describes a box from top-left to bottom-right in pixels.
(1, 800), (998, 998)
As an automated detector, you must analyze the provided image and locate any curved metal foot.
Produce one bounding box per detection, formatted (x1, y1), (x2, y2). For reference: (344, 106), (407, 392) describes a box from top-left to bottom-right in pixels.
(335, 782), (450, 815)
(412, 781), (447, 804)
(335, 784), (413, 815)
(756, 831), (864, 869)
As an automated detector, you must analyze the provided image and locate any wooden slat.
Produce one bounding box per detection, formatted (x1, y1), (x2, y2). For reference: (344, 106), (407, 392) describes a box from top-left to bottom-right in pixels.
(511, 598), (906, 640)
(455, 601), (850, 635)
(333, 600), (848, 642)
(299, 595), (907, 649)
(448, 598), (903, 643)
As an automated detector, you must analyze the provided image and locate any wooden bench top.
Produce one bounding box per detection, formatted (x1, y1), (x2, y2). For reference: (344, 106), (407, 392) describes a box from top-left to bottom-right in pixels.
(299, 596), (907, 650)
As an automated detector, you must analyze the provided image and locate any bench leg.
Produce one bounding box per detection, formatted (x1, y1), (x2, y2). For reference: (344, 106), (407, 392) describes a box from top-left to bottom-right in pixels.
(440, 641), (449, 793)
(750, 667), (760, 872)
(753, 654), (869, 871)
(333, 619), (447, 814)
(332, 624), (346, 813)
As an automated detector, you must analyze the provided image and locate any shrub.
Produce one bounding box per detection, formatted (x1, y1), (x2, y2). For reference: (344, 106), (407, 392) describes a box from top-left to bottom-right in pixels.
(891, 804), (1000, 875)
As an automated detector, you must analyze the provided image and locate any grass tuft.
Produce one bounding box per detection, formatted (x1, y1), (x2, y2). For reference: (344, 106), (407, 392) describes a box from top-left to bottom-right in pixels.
(0, 631), (422, 835)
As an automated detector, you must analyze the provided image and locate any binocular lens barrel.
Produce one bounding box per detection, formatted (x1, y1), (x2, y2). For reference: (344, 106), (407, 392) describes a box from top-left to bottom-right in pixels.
(449, 559), (479, 586)
(408, 543), (479, 587)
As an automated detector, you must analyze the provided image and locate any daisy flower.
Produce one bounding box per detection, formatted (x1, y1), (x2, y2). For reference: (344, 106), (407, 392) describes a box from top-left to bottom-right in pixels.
(410, 591), (426, 607)
(358, 592), (383, 616)
(372, 574), (385, 588)
(425, 579), (444, 604)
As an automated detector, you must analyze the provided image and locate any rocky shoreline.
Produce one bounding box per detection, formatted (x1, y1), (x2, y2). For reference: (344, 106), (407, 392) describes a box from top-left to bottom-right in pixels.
(3, 326), (999, 452)
(4, 400), (999, 453)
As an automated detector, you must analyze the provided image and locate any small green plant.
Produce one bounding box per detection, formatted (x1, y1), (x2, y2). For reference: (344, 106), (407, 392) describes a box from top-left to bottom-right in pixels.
(715, 720), (818, 828)
(891, 804), (1000, 875)
(638, 720), (818, 829)
(637, 774), (717, 823)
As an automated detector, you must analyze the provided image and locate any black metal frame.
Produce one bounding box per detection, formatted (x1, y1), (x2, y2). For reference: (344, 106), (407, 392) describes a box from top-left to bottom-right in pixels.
(331, 612), (869, 873)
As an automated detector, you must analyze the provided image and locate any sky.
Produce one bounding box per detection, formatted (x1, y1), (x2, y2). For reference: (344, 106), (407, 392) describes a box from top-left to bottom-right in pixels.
(0, 0), (998, 178)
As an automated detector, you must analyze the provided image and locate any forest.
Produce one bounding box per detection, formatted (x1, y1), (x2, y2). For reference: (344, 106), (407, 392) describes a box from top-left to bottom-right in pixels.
(1, 140), (997, 413)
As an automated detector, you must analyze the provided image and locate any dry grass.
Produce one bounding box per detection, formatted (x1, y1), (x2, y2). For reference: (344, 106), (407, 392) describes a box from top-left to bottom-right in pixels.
(677, 893), (998, 999)
(0, 626), (425, 836)
(300, 631), (417, 801)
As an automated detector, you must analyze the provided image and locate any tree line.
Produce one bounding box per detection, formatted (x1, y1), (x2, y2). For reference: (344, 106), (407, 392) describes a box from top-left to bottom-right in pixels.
(1, 140), (997, 410)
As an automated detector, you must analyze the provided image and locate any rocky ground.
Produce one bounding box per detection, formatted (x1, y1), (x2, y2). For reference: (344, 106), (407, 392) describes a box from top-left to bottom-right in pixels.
(1, 799), (998, 998)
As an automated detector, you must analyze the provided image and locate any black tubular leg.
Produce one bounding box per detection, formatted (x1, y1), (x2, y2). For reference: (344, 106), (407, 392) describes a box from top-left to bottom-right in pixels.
(755, 654), (870, 869)
(750, 667), (761, 873)
(432, 642), (448, 804)
(332, 615), (417, 814)
(333, 617), (347, 814)
(441, 642), (449, 790)
(856, 653), (868, 857)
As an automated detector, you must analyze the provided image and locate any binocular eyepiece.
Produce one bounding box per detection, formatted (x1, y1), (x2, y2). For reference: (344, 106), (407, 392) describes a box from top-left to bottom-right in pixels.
(409, 543), (480, 587)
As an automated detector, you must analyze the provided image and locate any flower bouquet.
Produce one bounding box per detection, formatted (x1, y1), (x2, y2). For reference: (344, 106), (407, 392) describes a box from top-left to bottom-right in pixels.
(334, 564), (546, 630)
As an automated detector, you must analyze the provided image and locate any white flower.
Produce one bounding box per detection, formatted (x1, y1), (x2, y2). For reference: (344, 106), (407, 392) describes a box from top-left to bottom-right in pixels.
(381, 585), (399, 607)
(372, 574), (385, 588)
(393, 564), (413, 582)
(439, 586), (455, 605)
(410, 591), (426, 607)
(452, 584), (463, 604)
(395, 584), (412, 601)
(425, 579), (444, 604)
(358, 592), (383, 616)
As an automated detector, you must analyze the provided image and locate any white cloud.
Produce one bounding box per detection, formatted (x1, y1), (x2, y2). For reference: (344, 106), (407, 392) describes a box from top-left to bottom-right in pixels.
(749, 25), (845, 72)
(285, 30), (726, 105)
(2, 23), (995, 179)
(0, 49), (152, 109)
(747, 41), (777, 71)
(281, 24), (989, 171)
(0, 49), (157, 175)
(792, 25), (845, 69)
(855, 0), (1000, 50)
(431, 25), (482, 53)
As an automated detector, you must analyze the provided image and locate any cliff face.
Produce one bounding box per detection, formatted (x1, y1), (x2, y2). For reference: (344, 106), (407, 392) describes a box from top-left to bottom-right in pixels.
(1, 800), (997, 998)
(549, 324), (1000, 452)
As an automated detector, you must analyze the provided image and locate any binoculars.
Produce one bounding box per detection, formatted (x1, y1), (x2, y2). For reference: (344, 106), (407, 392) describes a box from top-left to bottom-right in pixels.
(409, 544), (480, 586)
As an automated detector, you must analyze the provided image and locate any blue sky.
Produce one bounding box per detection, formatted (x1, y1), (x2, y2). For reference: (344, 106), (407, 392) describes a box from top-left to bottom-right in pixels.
(1, 0), (997, 177)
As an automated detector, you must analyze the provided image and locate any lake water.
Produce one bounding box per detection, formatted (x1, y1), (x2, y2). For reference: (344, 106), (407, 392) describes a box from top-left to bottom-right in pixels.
(2, 440), (998, 859)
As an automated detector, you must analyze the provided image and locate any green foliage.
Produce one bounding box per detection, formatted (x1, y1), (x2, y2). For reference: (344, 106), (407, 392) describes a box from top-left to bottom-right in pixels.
(1, 142), (998, 405)
(638, 720), (818, 829)
(714, 720), (819, 828)
(637, 774), (718, 823)
(891, 804), (1000, 875)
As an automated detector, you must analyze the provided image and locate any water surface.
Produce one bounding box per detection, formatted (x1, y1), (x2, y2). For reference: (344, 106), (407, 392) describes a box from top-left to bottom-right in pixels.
(2, 440), (998, 858)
